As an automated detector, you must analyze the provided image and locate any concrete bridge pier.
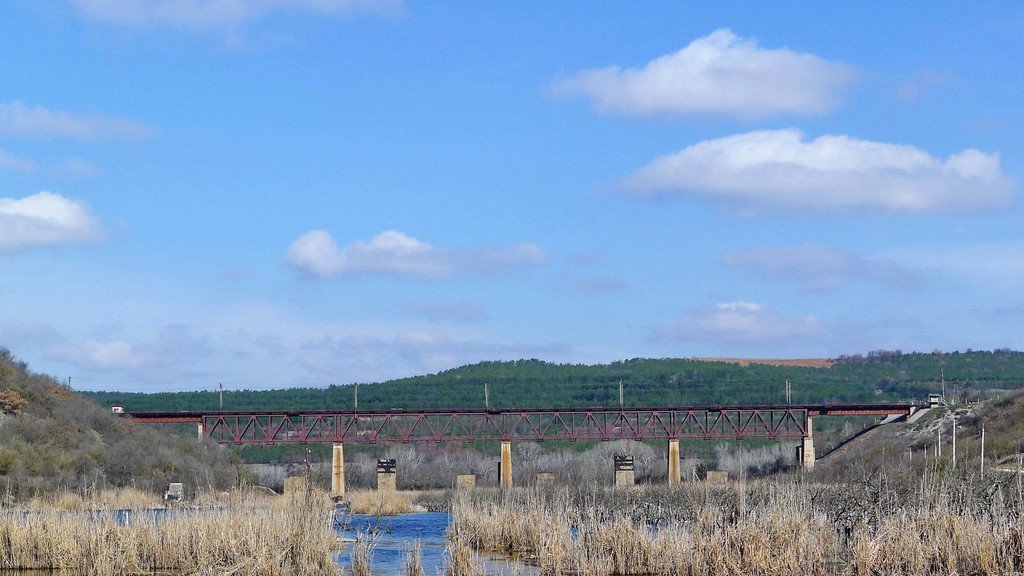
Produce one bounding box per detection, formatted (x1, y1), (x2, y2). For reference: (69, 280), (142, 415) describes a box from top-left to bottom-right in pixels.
(331, 443), (345, 497)
(800, 416), (816, 471)
(499, 440), (513, 488)
(614, 455), (635, 487)
(197, 421), (204, 440)
(377, 458), (397, 491)
(667, 439), (681, 485)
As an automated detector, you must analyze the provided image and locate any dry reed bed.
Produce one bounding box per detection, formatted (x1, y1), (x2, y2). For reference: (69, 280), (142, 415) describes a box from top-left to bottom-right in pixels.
(346, 488), (417, 516)
(449, 477), (1024, 576)
(0, 488), (339, 575)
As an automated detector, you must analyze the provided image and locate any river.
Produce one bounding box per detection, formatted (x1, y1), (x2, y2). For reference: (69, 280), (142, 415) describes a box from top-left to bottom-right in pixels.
(335, 512), (537, 575)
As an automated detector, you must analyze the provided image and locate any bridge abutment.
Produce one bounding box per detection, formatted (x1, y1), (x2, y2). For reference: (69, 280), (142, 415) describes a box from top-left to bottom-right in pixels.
(667, 439), (681, 485)
(331, 443), (345, 497)
(500, 440), (513, 488)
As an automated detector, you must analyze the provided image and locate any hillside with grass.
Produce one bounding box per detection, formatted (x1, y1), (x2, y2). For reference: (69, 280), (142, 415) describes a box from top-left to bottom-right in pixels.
(84, 349), (1024, 413)
(0, 348), (238, 500)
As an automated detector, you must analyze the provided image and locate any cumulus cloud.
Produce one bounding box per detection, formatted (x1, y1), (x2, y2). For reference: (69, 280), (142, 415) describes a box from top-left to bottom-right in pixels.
(624, 129), (1016, 213)
(0, 192), (105, 253)
(71, 0), (403, 29)
(724, 245), (918, 290)
(552, 29), (854, 118)
(0, 101), (153, 142)
(0, 150), (36, 173)
(654, 302), (825, 344)
(285, 229), (546, 279)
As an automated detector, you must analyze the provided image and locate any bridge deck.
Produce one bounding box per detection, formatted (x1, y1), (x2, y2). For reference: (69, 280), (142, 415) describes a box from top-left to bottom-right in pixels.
(128, 403), (920, 445)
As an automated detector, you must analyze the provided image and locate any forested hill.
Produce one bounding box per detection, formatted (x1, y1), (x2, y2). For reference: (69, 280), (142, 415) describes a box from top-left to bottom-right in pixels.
(83, 350), (1024, 413)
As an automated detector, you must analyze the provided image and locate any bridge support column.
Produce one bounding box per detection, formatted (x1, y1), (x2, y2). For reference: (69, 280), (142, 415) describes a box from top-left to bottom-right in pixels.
(196, 421), (204, 440)
(377, 459), (397, 491)
(801, 416), (816, 471)
(331, 443), (345, 497)
(667, 439), (681, 485)
(500, 441), (513, 488)
(614, 455), (635, 488)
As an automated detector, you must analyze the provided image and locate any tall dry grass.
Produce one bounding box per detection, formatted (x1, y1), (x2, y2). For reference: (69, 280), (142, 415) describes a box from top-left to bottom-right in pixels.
(0, 486), (339, 575)
(449, 475), (1024, 576)
(346, 488), (416, 515)
(23, 487), (163, 511)
(404, 540), (424, 576)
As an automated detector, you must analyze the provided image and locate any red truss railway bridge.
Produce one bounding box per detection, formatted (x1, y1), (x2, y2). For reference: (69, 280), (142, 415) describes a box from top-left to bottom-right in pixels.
(129, 401), (929, 493)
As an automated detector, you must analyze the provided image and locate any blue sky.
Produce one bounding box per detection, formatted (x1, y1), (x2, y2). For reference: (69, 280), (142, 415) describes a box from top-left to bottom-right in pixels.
(1, 1), (1022, 391)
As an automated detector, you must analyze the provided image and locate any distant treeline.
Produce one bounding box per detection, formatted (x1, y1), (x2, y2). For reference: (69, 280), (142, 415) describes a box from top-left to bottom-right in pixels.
(83, 350), (1024, 413)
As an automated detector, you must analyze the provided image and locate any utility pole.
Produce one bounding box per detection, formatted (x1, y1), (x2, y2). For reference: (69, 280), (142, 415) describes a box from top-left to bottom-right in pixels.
(937, 429), (941, 458)
(619, 380), (624, 409)
(219, 383), (223, 410)
(941, 368), (945, 400)
(981, 424), (986, 477)
(952, 422), (957, 469)
(354, 383), (358, 411)
(484, 382), (489, 410)
(785, 379), (792, 404)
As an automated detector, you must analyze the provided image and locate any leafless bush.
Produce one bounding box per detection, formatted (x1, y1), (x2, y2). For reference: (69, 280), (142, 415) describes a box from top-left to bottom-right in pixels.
(714, 442), (796, 477)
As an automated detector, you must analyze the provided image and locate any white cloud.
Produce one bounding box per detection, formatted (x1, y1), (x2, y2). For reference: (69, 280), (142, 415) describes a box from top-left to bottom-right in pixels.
(0, 192), (105, 253)
(71, 0), (403, 29)
(885, 242), (1024, 290)
(0, 101), (153, 142)
(53, 340), (151, 370)
(654, 302), (825, 344)
(285, 229), (546, 279)
(0, 322), (64, 348)
(724, 245), (918, 290)
(47, 325), (213, 373)
(624, 129), (1016, 213)
(0, 150), (36, 173)
(552, 29), (854, 118)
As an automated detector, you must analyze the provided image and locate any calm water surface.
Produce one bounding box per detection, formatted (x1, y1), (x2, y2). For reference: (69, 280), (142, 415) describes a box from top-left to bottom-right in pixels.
(335, 512), (537, 576)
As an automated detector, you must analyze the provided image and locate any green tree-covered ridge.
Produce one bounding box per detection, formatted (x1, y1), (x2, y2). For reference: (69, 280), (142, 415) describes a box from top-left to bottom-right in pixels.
(84, 350), (1024, 413)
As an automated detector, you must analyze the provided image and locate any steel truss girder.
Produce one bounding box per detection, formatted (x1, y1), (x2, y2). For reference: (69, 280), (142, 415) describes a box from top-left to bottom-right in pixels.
(195, 407), (814, 445)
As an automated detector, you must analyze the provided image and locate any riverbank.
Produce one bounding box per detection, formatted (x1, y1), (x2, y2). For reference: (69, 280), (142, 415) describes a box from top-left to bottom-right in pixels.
(449, 474), (1024, 575)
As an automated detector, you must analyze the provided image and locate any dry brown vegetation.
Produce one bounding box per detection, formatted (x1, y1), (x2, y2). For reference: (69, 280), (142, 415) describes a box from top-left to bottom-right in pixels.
(0, 486), (339, 575)
(346, 488), (418, 515)
(690, 357), (833, 368)
(449, 474), (1024, 576)
(23, 487), (163, 511)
